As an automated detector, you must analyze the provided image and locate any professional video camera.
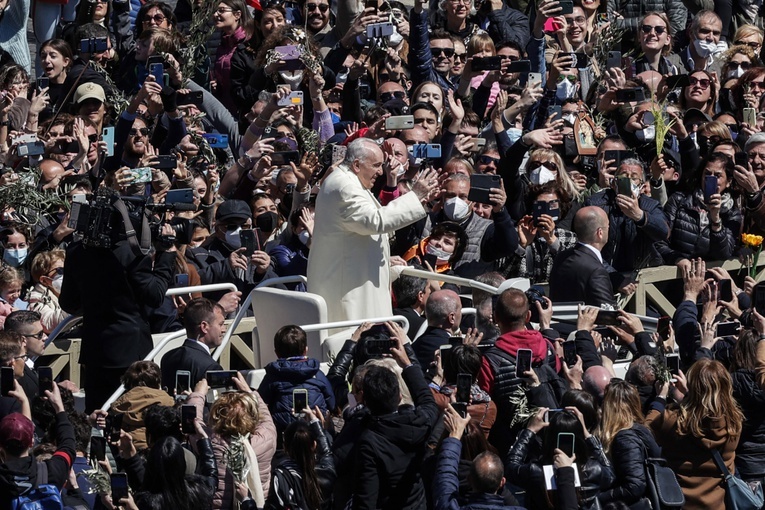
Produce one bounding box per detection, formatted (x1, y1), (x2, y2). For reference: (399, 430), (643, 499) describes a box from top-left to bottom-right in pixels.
(68, 187), (198, 253)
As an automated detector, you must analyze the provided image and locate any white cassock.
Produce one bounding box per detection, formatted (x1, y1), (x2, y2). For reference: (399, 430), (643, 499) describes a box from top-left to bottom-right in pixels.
(307, 165), (427, 322)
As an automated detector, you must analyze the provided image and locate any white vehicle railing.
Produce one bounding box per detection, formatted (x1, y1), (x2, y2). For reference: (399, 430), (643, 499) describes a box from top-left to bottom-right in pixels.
(44, 315), (83, 349)
(165, 283), (238, 297)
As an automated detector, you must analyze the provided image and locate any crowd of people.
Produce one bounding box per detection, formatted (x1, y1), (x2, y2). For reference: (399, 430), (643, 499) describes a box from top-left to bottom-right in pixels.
(2, 0), (765, 507)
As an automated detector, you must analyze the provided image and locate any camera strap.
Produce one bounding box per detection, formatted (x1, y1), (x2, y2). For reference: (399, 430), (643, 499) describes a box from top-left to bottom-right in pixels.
(112, 198), (151, 256)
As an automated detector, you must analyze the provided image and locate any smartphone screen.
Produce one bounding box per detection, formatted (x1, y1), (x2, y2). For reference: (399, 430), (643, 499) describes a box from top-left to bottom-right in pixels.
(516, 349), (532, 378)
(111, 473), (129, 502)
(1, 366), (13, 397)
(718, 279), (733, 302)
(657, 316), (671, 341)
(557, 432), (576, 457)
(293, 389), (308, 412)
(456, 373), (471, 403)
(440, 344), (453, 369)
(452, 402), (468, 418)
(666, 354), (680, 376)
(756, 284), (765, 316)
(181, 404), (196, 434)
(174, 273), (189, 287)
(240, 229), (258, 257)
(37, 366), (53, 396)
(563, 341), (577, 367)
(175, 370), (191, 394)
(90, 436), (106, 462)
(110, 413), (124, 443)
(704, 175), (718, 201)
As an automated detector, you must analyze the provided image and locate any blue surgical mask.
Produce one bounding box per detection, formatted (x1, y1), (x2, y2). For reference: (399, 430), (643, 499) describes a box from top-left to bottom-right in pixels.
(3, 247), (27, 268)
(330, 111), (341, 124)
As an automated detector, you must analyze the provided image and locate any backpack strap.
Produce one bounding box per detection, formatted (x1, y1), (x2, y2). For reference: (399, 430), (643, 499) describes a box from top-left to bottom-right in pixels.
(36, 461), (49, 485)
(112, 198), (151, 256)
(709, 448), (732, 479)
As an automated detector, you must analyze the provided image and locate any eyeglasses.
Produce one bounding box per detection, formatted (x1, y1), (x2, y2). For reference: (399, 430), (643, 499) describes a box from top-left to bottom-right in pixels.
(47, 267), (64, 277)
(12, 353), (29, 361)
(224, 223), (245, 231)
(21, 330), (44, 340)
(565, 16), (586, 25)
(454, 53), (467, 62)
(557, 75), (577, 84)
(431, 47), (455, 58)
(728, 61), (752, 70)
(380, 90), (407, 102)
(215, 7), (235, 14)
(143, 14), (167, 23)
(305, 3), (329, 12)
(751, 81), (765, 91)
(641, 24), (666, 35)
(129, 128), (149, 136)
(528, 160), (559, 172)
(447, 0), (471, 4)
(478, 155), (501, 166)
(737, 41), (761, 50)
(87, 134), (99, 143)
(689, 76), (711, 88)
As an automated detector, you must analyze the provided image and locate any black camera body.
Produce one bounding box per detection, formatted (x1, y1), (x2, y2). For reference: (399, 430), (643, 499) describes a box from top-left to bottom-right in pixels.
(526, 286), (549, 324)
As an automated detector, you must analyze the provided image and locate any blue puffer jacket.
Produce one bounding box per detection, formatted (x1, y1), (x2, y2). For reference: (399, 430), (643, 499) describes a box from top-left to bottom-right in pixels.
(257, 357), (336, 432)
(408, 7), (456, 93)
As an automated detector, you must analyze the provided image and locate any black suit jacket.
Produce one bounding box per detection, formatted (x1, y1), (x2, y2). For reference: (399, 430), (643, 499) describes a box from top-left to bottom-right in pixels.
(412, 327), (452, 371)
(0, 396), (21, 420)
(160, 340), (223, 393)
(18, 364), (39, 403)
(393, 307), (427, 342)
(550, 244), (616, 307)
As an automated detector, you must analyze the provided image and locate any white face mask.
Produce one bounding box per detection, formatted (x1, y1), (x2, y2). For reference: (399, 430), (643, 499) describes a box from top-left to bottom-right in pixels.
(635, 125), (656, 142)
(693, 39), (717, 58)
(425, 243), (451, 262)
(443, 197), (470, 221)
(556, 79), (577, 101)
(728, 66), (745, 79)
(51, 274), (63, 294)
(630, 182), (642, 197)
(298, 230), (311, 246)
(224, 227), (242, 249)
(530, 165), (556, 185)
(563, 113), (577, 126)
(278, 70), (304, 89)
(387, 25), (404, 46)
(395, 163), (406, 177)
(506, 127), (523, 144)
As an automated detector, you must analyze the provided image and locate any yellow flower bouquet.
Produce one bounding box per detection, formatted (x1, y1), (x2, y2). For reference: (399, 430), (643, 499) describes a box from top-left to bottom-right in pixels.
(742, 233), (764, 278)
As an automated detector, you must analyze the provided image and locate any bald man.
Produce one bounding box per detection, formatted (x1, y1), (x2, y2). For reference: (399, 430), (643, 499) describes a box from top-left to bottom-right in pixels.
(549, 206), (616, 307)
(583, 365), (612, 401)
(39, 159), (69, 191)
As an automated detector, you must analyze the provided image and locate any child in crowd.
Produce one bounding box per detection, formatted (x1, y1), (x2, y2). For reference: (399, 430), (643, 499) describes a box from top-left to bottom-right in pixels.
(0, 266), (26, 327)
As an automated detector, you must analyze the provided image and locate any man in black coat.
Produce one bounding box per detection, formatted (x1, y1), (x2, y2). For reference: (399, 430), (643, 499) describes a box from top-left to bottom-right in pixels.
(160, 298), (226, 393)
(59, 202), (176, 412)
(5, 312), (47, 402)
(412, 289), (461, 370)
(550, 206), (616, 307)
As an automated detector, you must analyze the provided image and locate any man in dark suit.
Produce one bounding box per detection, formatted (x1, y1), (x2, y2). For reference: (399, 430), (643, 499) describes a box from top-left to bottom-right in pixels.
(392, 273), (430, 341)
(160, 298), (226, 394)
(412, 290), (462, 370)
(5, 311), (47, 401)
(550, 206), (617, 307)
(0, 331), (32, 413)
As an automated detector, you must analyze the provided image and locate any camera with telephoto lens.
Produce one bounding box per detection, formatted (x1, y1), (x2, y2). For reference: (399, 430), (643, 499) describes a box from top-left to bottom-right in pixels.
(526, 286), (549, 324)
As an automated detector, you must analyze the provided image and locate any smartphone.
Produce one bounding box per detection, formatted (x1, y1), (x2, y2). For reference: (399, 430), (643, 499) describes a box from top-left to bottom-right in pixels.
(657, 316), (671, 341)
(293, 388), (308, 412)
(175, 370), (191, 394)
(277, 91), (304, 107)
(468, 138), (487, 153)
(111, 473), (129, 502)
(177, 90), (204, 106)
(80, 37), (108, 54)
(331, 144), (347, 165)
(607, 51), (621, 70)
(718, 279), (733, 302)
(716, 321), (741, 337)
(149, 63), (164, 85)
(152, 155), (178, 170)
(366, 22), (394, 38)
(275, 45), (304, 71)
(202, 133), (229, 148)
(557, 432), (576, 457)
(616, 176), (633, 196)
(90, 436), (106, 462)
(562, 341), (577, 367)
(596, 309), (621, 326)
(174, 273), (189, 288)
(36, 77), (49, 91)
(270, 151), (301, 166)
(544, 408), (563, 422)
(506, 60), (531, 73)
(515, 348), (532, 378)
(572, 52), (589, 69)
(615, 88), (645, 103)
(756, 284), (765, 316)
(452, 402), (468, 418)
(166, 188), (194, 205)
(456, 373), (471, 403)
(410, 143), (442, 160)
(468, 174), (501, 204)
(181, 404), (196, 434)
(239, 228), (259, 257)
(744, 107), (757, 127)
(472, 56), (503, 72)
(642, 111), (655, 126)
(109, 413), (124, 443)
(365, 0), (377, 12)
(1, 366), (13, 397)
(665, 74), (690, 89)
(440, 344), (453, 368)
(594, 326), (617, 341)
(735, 152), (749, 168)
(37, 366), (53, 396)
(532, 201), (549, 221)
(365, 338), (395, 357)
(385, 115), (415, 130)
(17, 141), (45, 157)
(558, 0), (573, 13)
(666, 354), (680, 376)
(206, 370), (238, 388)
(423, 252), (439, 268)
(527, 72), (542, 85)
(604, 149), (635, 167)
(704, 175), (718, 201)
(101, 126), (115, 157)
(130, 167), (153, 184)
(549, 105), (563, 121)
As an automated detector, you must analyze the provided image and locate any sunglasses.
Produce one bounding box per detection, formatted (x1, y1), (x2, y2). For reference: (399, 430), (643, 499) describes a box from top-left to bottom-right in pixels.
(528, 160), (559, 172)
(478, 155), (501, 166)
(738, 41), (761, 50)
(306, 2), (329, 12)
(431, 47), (455, 58)
(454, 53), (467, 62)
(728, 61), (752, 70)
(751, 81), (765, 91)
(143, 14), (167, 23)
(87, 134), (99, 143)
(129, 128), (149, 136)
(689, 76), (711, 88)
(641, 24), (666, 35)
(380, 90), (407, 102)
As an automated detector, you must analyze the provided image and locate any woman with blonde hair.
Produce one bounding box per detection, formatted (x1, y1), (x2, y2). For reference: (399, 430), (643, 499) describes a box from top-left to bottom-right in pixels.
(187, 374), (278, 510)
(28, 248), (69, 334)
(634, 12), (681, 75)
(733, 24), (764, 55)
(647, 358), (744, 510)
(596, 379), (662, 507)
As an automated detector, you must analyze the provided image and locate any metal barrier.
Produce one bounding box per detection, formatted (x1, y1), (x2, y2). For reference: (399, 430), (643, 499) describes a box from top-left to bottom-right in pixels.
(300, 315), (410, 334)
(165, 283), (238, 297)
(398, 267), (501, 294)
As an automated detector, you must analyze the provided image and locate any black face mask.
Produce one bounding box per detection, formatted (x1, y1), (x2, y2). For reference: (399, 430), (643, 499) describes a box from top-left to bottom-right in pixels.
(564, 136), (579, 158)
(255, 211), (279, 232)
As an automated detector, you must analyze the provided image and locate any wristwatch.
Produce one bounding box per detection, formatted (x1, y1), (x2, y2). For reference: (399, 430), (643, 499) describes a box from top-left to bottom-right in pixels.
(238, 154), (256, 170)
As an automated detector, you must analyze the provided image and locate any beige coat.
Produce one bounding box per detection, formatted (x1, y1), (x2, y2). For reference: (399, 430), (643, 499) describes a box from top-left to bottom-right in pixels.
(307, 166), (426, 322)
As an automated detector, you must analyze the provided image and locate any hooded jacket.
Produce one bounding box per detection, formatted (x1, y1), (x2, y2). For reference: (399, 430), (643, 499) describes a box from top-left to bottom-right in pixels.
(110, 386), (175, 451)
(258, 357), (336, 433)
(353, 364), (439, 510)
